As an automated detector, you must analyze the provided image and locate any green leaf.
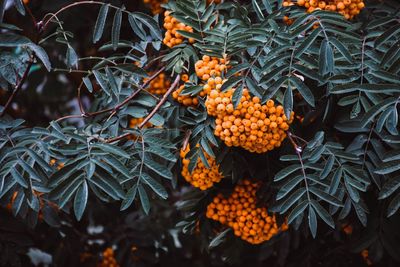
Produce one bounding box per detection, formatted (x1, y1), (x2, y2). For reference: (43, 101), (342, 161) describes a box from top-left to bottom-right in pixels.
(280, 187), (306, 213)
(29, 44), (51, 71)
(111, 8), (122, 50)
(93, 4), (109, 43)
(289, 76), (315, 107)
(93, 70), (110, 96)
(120, 184), (138, 211)
(66, 45), (78, 68)
(105, 67), (118, 95)
(102, 155), (131, 178)
(379, 176), (400, 199)
(144, 158), (173, 180)
(308, 206), (318, 238)
(231, 84), (243, 109)
(387, 192), (400, 217)
(138, 184), (150, 214)
(360, 97), (396, 127)
(330, 38), (352, 62)
(276, 175), (303, 200)
(375, 161), (400, 175)
(295, 27), (322, 57)
(274, 164), (302, 182)
(132, 12), (162, 41)
(92, 143), (130, 159)
(320, 155), (334, 179)
(18, 159), (42, 182)
(73, 180), (88, 221)
(319, 39), (333, 75)
(375, 24), (400, 48)
(252, 0), (264, 20)
(10, 169), (28, 188)
(59, 178), (83, 209)
(310, 200), (335, 228)
(309, 187), (342, 207)
(13, 0), (25, 15)
(209, 228), (231, 249)
(331, 84), (400, 94)
(221, 76), (242, 92)
(124, 106), (148, 118)
(287, 200), (308, 225)
(141, 173), (168, 199)
(283, 86), (293, 119)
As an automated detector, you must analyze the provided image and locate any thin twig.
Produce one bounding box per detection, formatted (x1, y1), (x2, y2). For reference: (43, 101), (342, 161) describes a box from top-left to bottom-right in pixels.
(105, 132), (132, 143)
(86, 66), (166, 117)
(106, 74), (180, 143)
(55, 66), (166, 123)
(0, 58), (34, 117)
(55, 114), (86, 123)
(138, 74), (180, 128)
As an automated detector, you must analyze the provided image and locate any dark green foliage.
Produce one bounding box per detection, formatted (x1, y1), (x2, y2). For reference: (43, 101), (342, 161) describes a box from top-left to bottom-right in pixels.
(1, 0), (400, 266)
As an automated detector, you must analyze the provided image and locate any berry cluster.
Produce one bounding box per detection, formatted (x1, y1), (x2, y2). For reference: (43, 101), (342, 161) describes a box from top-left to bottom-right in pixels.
(283, 0), (365, 20)
(145, 72), (171, 95)
(206, 180), (289, 244)
(163, 11), (195, 48)
(195, 56), (228, 81)
(98, 248), (119, 267)
(206, 88), (294, 153)
(143, 0), (167, 15)
(180, 145), (224, 190)
(172, 74), (211, 107)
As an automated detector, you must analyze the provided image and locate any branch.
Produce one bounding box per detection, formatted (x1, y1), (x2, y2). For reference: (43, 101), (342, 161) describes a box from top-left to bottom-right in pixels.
(55, 66), (166, 123)
(0, 57), (34, 117)
(105, 74), (180, 143)
(86, 66), (166, 117)
(138, 74), (180, 129)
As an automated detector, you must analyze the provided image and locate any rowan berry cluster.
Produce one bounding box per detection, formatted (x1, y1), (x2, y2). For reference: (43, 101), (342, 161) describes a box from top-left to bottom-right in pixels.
(283, 0), (365, 20)
(172, 74), (205, 106)
(145, 72), (171, 95)
(143, 0), (167, 15)
(206, 88), (294, 153)
(180, 145), (224, 190)
(163, 11), (195, 48)
(195, 56), (228, 81)
(98, 248), (119, 267)
(206, 180), (289, 244)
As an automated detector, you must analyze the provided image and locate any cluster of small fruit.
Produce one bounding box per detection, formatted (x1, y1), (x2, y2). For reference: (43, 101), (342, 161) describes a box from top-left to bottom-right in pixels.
(205, 88), (294, 153)
(163, 11), (195, 48)
(206, 180), (289, 244)
(143, 0), (167, 15)
(98, 248), (119, 267)
(283, 0), (365, 20)
(179, 145), (224, 190)
(145, 72), (171, 95)
(172, 56), (229, 107)
(195, 56), (228, 81)
(172, 74), (202, 106)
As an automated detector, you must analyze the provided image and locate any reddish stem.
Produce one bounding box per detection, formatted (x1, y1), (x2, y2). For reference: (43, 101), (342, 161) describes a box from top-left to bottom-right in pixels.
(138, 74), (180, 128)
